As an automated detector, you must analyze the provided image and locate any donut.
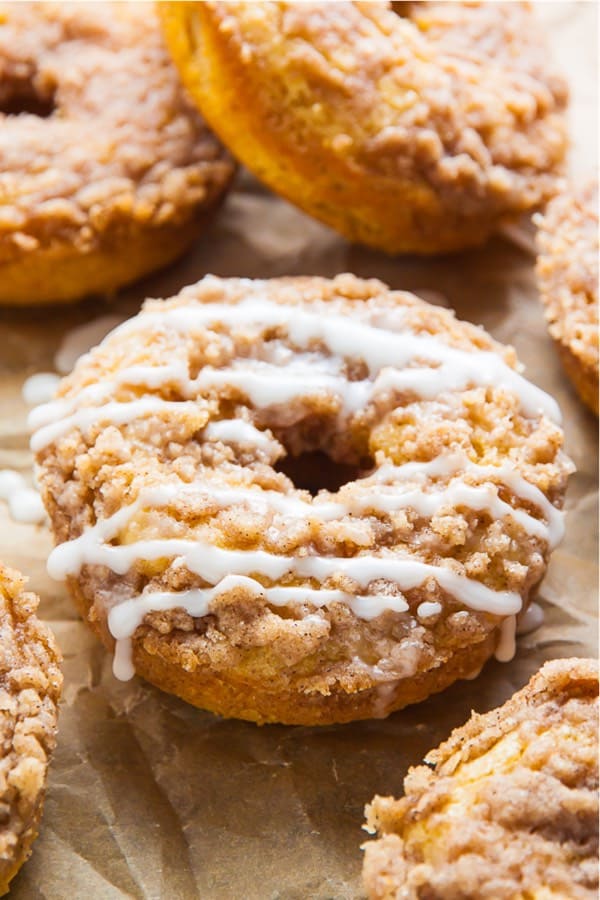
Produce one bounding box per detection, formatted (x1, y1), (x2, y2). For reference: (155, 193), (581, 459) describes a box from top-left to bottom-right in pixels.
(0, 564), (62, 894)
(160, 1), (568, 255)
(363, 657), (599, 900)
(0, 2), (235, 306)
(536, 182), (599, 415)
(32, 274), (571, 725)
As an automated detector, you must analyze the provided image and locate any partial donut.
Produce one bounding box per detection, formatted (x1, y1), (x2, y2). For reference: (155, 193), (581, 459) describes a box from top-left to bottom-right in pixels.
(0, 564), (62, 895)
(0, 2), (235, 306)
(536, 182), (599, 415)
(363, 657), (599, 900)
(160, 1), (568, 255)
(33, 274), (571, 725)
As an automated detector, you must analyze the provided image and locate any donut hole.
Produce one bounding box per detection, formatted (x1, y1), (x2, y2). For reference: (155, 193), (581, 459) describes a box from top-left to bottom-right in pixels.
(275, 450), (374, 496)
(390, 2), (417, 18)
(0, 86), (56, 118)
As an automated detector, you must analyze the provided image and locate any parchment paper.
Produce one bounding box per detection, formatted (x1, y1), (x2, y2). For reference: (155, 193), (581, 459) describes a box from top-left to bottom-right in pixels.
(0, 4), (597, 898)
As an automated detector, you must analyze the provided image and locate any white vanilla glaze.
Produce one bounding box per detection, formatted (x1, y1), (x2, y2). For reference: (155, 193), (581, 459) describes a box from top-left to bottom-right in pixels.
(108, 574), (410, 680)
(110, 297), (560, 422)
(0, 469), (46, 524)
(204, 419), (278, 449)
(35, 286), (566, 680)
(22, 372), (61, 406)
(374, 455), (564, 549)
(0, 470), (26, 501)
(29, 293), (561, 453)
(30, 398), (202, 452)
(29, 352), (560, 452)
(104, 561), (517, 682)
(417, 601), (442, 619)
(48, 460), (521, 673)
(372, 680), (403, 719)
(47, 450), (563, 584)
(48, 525), (521, 616)
(494, 615), (517, 662)
(516, 601), (544, 635)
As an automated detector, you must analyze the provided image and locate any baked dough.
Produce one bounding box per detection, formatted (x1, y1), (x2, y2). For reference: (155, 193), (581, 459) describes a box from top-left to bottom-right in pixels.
(33, 274), (571, 724)
(0, 1), (234, 305)
(536, 182), (598, 415)
(160, 1), (568, 254)
(0, 564), (62, 895)
(363, 657), (599, 900)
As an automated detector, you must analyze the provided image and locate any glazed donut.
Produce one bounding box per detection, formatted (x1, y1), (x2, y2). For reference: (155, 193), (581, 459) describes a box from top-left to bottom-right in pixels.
(536, 182), (599, 415)
(363, 657), (599, 900)
(160, 1), (568, 255)
(0, 564), (62, 895)
(32, 274), (571, 725)
(0, 2), (235, 306)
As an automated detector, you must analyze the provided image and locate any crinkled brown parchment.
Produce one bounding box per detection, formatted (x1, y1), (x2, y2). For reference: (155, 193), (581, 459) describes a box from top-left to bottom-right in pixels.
(0, 3), (597, 898)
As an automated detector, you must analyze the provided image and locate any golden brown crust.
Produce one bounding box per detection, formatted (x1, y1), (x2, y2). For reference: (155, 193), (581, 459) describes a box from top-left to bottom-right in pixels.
(160, 1), (568, 254)
(0, 1), (235, 305)
(35, 274), (570, 725)
(0, 564), (62, 895)
(67, 573), (496, 726)
(536, 182), (599, 415)
(363, 657), (599, 900)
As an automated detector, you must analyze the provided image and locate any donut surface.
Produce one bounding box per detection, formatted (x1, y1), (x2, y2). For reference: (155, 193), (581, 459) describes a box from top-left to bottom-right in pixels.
(363, 657), (599, 900)
(160, 1), (568, 255)
(536, 182), (599, 415)
(0, 2), (235, 306)
(0, 564), (62, 895)
(33, 274), (571, 725)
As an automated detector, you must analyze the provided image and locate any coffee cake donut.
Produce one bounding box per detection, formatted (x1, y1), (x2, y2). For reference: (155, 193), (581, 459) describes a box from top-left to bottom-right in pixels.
(32, 274), (571, 725)
(363, 657), (599, 900)
(0, 2), (234, 306)
(160, 1), (568, 254)
(536, 182), (599, 415)
(0, 564), (62, 895)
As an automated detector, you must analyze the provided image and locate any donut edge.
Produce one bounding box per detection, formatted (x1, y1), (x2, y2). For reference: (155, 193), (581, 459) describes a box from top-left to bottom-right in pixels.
(555, 337), (599, 416)
(535, 184), (599, 416)
(38, 268), (571, 727)
(160, 2), (567, 256)
(0, 206), (227, 307)
(0, 565), (62, 896)
(68, 572), (500, 726)
(362, 656), (599, 899)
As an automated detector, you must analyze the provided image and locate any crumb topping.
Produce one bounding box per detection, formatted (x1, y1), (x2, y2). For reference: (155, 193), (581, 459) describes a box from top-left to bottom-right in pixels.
(206, 0), (567, 217)
(536, 182), (599, 376)
(35, 275), (570, 702)
(0, 1), (233, 262)
(364, 658), (599, 900)
(0, 565), (62, 893)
